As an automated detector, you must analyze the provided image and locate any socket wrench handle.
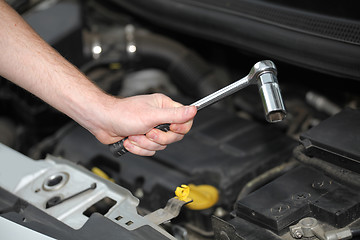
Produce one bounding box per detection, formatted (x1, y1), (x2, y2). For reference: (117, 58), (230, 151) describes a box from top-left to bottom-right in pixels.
(109, 124), (170, 157)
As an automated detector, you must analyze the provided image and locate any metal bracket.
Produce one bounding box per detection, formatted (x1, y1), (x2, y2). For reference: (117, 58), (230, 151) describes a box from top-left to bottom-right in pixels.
(144, 198), (192, 225)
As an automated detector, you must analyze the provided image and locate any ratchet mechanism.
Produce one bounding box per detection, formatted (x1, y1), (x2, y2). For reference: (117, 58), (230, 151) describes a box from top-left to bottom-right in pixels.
(110, 60), (286, 157)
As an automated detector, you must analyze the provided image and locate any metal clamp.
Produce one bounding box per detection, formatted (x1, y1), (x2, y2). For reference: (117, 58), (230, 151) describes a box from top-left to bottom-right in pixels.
(290, 217), (353, 240)
(290, 217), (325, 240)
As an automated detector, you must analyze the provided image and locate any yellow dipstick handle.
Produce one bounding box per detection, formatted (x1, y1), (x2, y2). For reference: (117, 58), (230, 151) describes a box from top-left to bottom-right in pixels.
(175, 184), (192, 202)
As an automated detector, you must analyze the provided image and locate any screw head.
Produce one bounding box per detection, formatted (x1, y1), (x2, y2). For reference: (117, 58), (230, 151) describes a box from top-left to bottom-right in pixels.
(312, 180), (332, 189)
(291, 192), (311, 203)
(270, 203), (290, 216)
(293, 230), (303, 239)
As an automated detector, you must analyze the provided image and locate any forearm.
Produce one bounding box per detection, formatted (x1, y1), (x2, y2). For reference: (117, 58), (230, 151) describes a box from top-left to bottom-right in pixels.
(0, 1), (196, 155)
(0, 0), (112, 134)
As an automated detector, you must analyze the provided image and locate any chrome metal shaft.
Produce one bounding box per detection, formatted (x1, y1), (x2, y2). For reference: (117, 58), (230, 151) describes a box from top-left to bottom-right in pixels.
(191, 75), (250, 110)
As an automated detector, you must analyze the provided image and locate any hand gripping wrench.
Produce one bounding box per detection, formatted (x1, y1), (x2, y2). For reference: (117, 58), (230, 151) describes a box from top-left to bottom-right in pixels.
(109, 60), (286, 157)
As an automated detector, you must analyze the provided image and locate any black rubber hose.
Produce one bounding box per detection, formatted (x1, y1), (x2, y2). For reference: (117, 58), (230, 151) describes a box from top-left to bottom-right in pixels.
(352, 228), (360, 237)
(293, 145), (360, 189)
(132, 31), (222, 98)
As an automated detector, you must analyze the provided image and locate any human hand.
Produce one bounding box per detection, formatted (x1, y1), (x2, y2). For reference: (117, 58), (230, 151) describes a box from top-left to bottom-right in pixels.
(90, 93), (197, 156)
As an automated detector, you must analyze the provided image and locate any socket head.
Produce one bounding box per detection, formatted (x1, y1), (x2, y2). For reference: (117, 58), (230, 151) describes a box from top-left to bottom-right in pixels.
(249, 61), (287, 123)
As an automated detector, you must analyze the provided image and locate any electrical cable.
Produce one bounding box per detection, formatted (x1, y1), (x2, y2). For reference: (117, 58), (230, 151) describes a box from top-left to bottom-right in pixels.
(293, 145), (360, 189)
(236, 160), (298, 202)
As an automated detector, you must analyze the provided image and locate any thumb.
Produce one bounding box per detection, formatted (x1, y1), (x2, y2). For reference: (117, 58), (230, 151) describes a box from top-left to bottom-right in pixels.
(155, 105), (197, 124)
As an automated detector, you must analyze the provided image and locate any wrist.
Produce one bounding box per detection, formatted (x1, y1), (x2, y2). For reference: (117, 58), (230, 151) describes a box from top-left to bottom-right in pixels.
(70, 88), (119, 140)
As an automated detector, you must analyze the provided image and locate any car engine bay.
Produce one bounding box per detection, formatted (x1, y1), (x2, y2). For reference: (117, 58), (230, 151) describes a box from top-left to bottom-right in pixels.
(1, 0), (360, 239)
